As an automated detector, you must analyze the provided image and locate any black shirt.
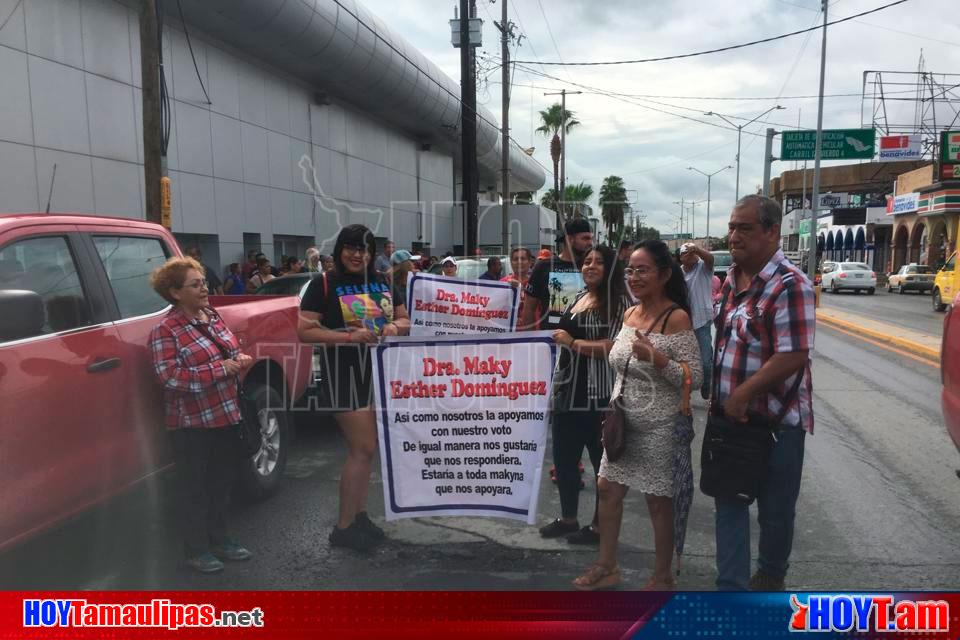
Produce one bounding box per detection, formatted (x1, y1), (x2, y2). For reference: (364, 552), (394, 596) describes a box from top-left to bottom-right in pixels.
(300, 270), (395, 334)
(524, 257), (584, 330)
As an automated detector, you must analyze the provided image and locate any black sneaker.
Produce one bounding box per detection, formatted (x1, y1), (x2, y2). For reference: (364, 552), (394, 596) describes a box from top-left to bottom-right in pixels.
(329, 522), (379, 552)
(539, 518), (579, 538)
(566, 525), (600, 545)
(355, 511), (385, 540)
(748, 570), (785, 591)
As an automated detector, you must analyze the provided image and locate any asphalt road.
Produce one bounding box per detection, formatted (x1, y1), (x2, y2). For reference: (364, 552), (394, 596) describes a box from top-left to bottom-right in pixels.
(819, 286), (945, 336)
(3, 325), (959, 591)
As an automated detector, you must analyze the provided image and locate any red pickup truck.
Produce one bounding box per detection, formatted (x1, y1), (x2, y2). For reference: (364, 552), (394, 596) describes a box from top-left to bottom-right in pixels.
(941, 292), (960, 455)
(0, 214), (311, 552)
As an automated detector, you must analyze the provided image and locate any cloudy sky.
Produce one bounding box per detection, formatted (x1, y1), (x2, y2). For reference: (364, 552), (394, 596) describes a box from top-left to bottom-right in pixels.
(360, 0), (960, 237)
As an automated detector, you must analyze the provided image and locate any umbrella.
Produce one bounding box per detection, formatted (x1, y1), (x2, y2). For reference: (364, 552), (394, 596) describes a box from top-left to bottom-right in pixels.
(672, 363), (695, 569)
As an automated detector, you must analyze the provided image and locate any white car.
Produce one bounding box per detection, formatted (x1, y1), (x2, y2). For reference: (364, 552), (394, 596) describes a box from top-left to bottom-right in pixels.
(822, 261), (876, 295)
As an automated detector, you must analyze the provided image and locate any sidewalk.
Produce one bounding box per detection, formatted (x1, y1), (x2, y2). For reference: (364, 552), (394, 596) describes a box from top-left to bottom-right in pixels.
(817, 306), (941, 362)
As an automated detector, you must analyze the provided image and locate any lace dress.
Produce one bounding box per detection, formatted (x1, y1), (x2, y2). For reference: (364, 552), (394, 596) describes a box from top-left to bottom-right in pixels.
(598, 326), (703, 496)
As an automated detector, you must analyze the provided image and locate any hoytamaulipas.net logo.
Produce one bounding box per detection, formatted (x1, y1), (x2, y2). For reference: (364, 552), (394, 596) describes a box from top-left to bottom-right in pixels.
(23, 598), (264, 630)
(789, 594), (949, 633)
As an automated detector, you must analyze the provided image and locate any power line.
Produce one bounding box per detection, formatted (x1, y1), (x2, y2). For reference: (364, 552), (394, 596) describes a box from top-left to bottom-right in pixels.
(514, 62), (771, 138)
(513, 0), (910, 66)
(326, 0), (554, 180)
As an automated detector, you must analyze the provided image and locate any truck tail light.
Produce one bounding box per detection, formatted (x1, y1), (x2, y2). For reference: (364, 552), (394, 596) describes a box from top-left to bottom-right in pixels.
(871, 272), (876, 279)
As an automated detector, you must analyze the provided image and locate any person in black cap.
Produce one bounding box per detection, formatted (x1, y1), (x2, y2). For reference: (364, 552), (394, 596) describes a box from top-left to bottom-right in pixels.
(520, 217), (593, 330)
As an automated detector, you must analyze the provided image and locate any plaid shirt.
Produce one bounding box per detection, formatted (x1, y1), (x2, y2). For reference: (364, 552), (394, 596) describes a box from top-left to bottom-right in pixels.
(714, 249), (815, 433)
(149, 307), (241, 430)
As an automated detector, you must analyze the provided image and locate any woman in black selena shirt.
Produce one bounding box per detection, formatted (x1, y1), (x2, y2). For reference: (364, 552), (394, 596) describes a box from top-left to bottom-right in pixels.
(539, 244), (630, 545)
(298, 225), (410, 552)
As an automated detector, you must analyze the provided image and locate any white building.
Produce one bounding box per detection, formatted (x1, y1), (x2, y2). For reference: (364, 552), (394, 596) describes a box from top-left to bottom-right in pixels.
(0, 0), (545, 270)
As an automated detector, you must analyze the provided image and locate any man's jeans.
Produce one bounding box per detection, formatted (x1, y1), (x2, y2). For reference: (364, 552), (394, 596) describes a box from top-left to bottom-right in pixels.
(714, 426), (806, 590)
(694, 323), (713, 398)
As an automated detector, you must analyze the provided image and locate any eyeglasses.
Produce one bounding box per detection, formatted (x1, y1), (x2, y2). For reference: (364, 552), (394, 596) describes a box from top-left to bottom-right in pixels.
(623, 267), (654, 278)
(183, 278), (208, 290)
(342, 244), (368, 255)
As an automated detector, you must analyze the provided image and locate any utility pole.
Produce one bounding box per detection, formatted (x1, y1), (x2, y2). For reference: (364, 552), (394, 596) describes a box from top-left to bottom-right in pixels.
(808, 0), (829, 281)
(496, 0), (512, 254)
(140, 0), (162, 225)
(762, 128), (776, 197)
(673, 198), (685, 236)
(454, 0), (479, 255)
(688, 165), (732, 246)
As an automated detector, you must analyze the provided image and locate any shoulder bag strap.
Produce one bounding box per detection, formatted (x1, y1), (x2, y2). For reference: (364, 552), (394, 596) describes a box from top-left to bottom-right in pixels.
(644, 304), (679, 336)
(679, 362), (692, 416)
(771, 367), (805, 426)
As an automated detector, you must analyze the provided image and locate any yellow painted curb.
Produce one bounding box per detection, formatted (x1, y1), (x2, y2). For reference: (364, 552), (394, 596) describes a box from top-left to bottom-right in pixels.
(816, 312), (941, 362)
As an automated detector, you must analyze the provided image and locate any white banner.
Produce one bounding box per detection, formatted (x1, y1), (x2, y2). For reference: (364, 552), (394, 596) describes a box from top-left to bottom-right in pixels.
(406, 273), (520, 336)
(878, 134), (922, 161)
(373, 333), (556, 523)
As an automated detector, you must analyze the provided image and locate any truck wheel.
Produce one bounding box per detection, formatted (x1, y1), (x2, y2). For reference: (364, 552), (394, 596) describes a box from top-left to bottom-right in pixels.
(933, 289), (947, 312)
(238, 383), (288, 501)
(867, 287), (875, 295)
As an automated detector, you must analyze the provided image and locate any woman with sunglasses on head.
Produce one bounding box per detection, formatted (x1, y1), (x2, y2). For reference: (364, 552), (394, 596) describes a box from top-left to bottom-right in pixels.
(541, 245), (632, 545)
(148, 257), (255, 574)
(297, 225), (410, 552)
(573, 240), (702, 591)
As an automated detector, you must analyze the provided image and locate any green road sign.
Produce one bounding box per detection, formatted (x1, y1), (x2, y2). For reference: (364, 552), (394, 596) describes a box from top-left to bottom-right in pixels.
(781, 128), (876, 161)
(799, 219), (811, 235)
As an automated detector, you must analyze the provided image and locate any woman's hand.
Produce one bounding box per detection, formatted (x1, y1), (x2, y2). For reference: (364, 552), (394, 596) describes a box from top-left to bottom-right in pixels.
(223, 359), (243, 375)
(347, 327), (378, 344)
(632, 330), (658, 363)
(381, 322), (399, 337)
(552, 329), (574, 348)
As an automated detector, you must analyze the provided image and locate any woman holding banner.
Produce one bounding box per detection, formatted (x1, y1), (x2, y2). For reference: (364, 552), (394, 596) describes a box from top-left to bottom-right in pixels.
(573, 240), (701, 591)
(540, 245), (631, 545)
(298, 225), (410, 552)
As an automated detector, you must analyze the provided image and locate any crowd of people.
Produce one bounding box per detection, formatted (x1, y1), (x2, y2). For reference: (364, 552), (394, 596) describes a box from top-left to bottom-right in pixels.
(146, 194), (814, 593)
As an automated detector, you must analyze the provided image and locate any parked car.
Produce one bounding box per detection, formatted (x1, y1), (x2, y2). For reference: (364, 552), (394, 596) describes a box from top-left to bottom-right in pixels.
(427, 256), (514, 280)
(887, 263), (935, 294)
(932, 252), (958, 312)
(711, 250), (732, 280)
(940, 291), (960, 455)
(254, 272), (319, 297)
(0, 214), (312, 552)
(821, 261), (876, 294)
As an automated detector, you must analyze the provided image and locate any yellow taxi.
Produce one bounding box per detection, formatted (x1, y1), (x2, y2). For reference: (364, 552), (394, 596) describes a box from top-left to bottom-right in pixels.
(933, 252), (959, 312)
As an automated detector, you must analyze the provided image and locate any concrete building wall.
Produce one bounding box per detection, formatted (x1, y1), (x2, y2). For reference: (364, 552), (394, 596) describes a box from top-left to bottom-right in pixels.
(0, 0), (455, 272)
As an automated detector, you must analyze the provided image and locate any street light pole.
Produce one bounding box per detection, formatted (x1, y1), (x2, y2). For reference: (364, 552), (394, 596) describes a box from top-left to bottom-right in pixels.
(705, 106), (785, 203)
(688, 165), (732, 246)
(808, 0), (829, 282)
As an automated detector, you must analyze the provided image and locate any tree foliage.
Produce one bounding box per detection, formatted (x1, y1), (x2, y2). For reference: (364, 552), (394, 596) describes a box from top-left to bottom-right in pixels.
(599, 175), (629, 243)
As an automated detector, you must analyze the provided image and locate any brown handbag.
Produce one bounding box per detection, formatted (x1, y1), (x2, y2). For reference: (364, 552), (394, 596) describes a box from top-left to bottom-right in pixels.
(601, 304), (679, 461)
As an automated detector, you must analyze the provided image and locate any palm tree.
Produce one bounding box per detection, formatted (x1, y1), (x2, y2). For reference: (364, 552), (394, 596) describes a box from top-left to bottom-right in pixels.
(599, 175), (629, 244)
(540, 190), (558, 212)
(562, 182), (593, 219)
(535, 103), (580, 216)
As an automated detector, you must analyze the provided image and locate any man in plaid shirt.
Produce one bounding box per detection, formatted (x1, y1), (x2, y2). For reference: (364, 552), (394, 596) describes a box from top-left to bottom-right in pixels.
(712, 195), (815, 591)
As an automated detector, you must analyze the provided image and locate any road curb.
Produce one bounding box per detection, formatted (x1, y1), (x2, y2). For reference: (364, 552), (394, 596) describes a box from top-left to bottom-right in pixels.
(816, 311), (941, 363)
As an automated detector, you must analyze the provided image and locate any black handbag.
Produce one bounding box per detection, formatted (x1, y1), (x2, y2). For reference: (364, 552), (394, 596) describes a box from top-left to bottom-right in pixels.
(193, 320), (263, 458)
(601, 304), (678, 461)
(699, 288), (805, 504)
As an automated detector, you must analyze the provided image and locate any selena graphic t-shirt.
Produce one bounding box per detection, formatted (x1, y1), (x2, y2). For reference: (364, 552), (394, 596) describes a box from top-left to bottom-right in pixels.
(300, 270), (395, 334)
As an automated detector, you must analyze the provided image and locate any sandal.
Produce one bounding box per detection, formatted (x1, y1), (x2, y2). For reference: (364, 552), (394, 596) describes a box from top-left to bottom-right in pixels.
(572, 564), (621, 591)
(641, 576), (675, 591)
